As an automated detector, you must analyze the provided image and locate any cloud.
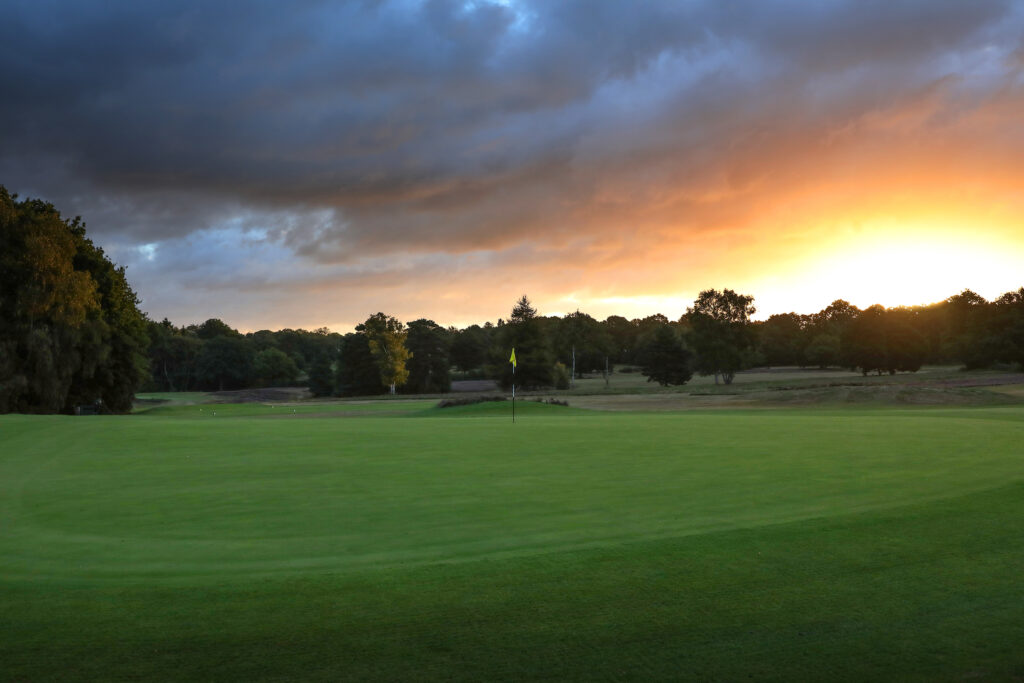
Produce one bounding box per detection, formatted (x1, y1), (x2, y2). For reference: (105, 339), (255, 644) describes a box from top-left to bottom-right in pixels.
(2, 0), (1024, 328)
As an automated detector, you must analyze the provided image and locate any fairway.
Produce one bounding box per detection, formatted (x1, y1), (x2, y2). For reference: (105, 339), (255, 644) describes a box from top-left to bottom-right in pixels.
(3, 404), (1024, 680)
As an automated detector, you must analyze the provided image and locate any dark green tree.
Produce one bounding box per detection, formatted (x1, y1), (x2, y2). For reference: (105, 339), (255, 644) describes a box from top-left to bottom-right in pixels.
(602, 315), (637, 364)
(403, 319), (451, 394)
(843, 306), (927, 375)
(554, 311), (611, 383)
(336, 333), (385, 396)
(757, 313), (806, 366)
(804, 333), (841, 369)
(450, 324), (489, 374)
(496, 295), (554, 389)
(192, 318), (240, 340)
(307, 353), (335, 397)
(253, 347), (300, 386)
(194, 336), (254, 391)
(639, 324), (693, 386)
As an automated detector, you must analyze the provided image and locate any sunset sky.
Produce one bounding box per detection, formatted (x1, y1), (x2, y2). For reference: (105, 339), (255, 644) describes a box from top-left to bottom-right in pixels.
(3, 0), (1023, 331)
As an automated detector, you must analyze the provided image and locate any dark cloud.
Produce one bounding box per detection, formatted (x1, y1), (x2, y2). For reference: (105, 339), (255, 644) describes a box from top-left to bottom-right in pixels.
(2, 0), (1023, 327)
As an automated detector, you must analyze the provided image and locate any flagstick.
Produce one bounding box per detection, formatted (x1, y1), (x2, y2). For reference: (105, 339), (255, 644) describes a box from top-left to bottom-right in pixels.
(512, 365), (515, 424)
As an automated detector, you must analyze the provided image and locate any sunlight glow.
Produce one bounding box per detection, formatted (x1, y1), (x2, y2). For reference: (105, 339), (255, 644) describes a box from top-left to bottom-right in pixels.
(759, 222), (1024, 315)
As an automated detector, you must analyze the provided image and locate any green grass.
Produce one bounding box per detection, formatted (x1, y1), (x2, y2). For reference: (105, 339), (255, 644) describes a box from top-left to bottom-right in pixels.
(2, 405), (1024, 680)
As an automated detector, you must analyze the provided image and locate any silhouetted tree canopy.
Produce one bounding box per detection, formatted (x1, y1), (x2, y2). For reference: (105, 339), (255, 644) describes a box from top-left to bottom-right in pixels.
(686, 289), (757, 385)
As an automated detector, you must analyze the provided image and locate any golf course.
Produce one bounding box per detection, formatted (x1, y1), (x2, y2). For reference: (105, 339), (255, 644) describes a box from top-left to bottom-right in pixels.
(3, 380), (1024, 680)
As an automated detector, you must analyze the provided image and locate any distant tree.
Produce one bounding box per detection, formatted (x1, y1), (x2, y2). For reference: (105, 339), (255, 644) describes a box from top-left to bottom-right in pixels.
(988, 288), (1024, 368)
(192, 318), (240, 340)
(758, 313), (806, 366)
(403, 319), (451, 394)
(602, 315), (637, 364)
(253, 347), (299, 386)
(686, 289), (756, 385)
(804, 333), (841, 369)
(248, 329), (279, 352)
(810, 299), (860, 334)
(307, 353), (335, 397)
(843, 305), (887, 375)
(844, 306), (926, 375)
(145, 320), (202, 391)
(450, 324), (489, 374)
(497, 295), (554, 389)
(195, 336), (254, 391)
(885, 308), (927, 374)
(639, 324), (693, 386)
(336, 333), (384, 396)
(357, 313), (410, 394)
(553, 310), (611, 384)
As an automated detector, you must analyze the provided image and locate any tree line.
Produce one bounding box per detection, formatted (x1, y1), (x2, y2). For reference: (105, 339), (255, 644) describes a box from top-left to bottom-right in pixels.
(2, 185), (1023, 413)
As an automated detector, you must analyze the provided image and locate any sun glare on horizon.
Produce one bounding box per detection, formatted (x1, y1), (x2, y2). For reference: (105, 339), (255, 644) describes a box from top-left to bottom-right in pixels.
(755, 226), (1024, 317)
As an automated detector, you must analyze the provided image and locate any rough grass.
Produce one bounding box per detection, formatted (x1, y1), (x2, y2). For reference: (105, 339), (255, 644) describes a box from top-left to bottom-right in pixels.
(2, 405), (1024, 680)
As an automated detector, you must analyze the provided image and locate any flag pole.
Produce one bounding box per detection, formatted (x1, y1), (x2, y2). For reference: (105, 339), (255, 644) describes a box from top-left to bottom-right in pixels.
(510, 347), (516, 424)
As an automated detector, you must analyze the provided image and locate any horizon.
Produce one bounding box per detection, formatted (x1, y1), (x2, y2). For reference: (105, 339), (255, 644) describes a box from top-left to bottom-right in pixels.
(156, 285), (1009, 336)
(4, 0), (1024, 332)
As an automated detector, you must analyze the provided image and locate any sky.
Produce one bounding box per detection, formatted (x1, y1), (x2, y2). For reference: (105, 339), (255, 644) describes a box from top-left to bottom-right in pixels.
(3, 0), (1024, 332)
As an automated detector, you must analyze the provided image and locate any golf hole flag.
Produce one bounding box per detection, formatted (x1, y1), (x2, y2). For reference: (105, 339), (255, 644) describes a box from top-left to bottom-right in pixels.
(510, 348), (516, 422)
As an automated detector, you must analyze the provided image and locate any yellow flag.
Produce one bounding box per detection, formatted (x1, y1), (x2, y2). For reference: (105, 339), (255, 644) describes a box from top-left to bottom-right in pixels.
(509, 348), (517, 369)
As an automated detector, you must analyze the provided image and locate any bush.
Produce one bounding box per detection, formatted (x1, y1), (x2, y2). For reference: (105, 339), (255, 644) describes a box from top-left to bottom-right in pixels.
(553, 362), (570, 389)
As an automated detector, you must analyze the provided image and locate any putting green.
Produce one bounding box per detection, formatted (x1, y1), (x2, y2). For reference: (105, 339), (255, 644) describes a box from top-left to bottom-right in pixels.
(2, 407), (1022, 582)
(3, 405), (1024, 681)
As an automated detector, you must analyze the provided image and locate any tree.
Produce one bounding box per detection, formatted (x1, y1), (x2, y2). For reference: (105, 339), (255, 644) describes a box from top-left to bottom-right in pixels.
(757, 313), (806, 366)
(686, 289), (756, 384)
(450, 324), (489, 374)
(195, 336), (254, 391)
(0, 186), (148, 413)
(336, 333), (384, 396)
(804, 333), (841, 369)
(357, 313), (410, 394)
(843, 305), (926, 375)
(639, 324), (693, 386)
(253, 347), (299, 386)
(403, 319), (451, 394)
(307, 353), (335, 397)
(602, 315), (637, 364)
(497, 295), (554, 389)
(553, 311), (611, 385)
(192, 318), (240, 340)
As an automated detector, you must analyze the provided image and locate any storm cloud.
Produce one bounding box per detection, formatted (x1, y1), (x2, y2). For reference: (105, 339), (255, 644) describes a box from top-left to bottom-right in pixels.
(3, 0), (1024, 329)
